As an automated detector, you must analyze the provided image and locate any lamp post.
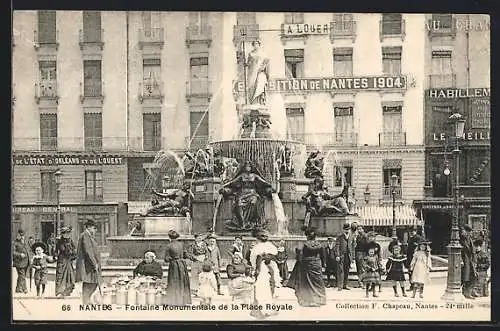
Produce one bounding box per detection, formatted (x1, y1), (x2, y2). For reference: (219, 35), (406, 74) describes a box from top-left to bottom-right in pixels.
(54, 168), (63, 238)
(390, 174), (399, 240)
(363, 185), (371, 204)
(442, 112), (465, 301)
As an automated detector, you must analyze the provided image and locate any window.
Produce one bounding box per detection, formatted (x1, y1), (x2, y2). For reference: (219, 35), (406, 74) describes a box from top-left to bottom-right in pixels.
(334, 105), (354, 143)
(84, 113), (102, 151)
(382, 104), (403, 145)
(85, 170), (103, 201)
(431, 50), (453, 87)
(383, 162), (402, 198)
(39, 61), (57, 97)
(37, 11), (56, 44)
(41, 171), (56, 201)
(467, 150), (490, 184)
(381, 13), (403, 35)
(335, 164), (353, 187)
(432, 105), (454, 133)
(236, 12), (256, 25)
(77, 214), (109, 246)
(332, 13), (354, 31)
(189, 111), (209, 149)
(286, 107), (305, 142)
(40, 113), (57, 150)
(284, 13), (304, 24)
(142, 12), (161, 36)
(143, 58), (161, 96)
(189, 57), (209, 94)
(284, 49), (304, 79)
(82, 11), (101, 42)
(382, 47), (402, 75)
(83, 60), (102, 97)
(188, 12), (209, 32)
(143, 113), (161, 151)
(333, 48), (353, 77)
(432, 14), (453, 29)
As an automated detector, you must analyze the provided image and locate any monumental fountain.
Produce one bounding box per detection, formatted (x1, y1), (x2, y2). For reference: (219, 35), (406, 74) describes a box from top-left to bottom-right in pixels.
(107, 40), (361, 263)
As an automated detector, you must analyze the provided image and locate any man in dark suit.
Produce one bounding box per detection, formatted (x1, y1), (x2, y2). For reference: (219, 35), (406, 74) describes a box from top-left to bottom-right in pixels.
(323, 237), (337, 287)
(75, 219), (102, 304)
(405, 226), (422, 291)
(13, 229), (31, 294)
(335, 223), (352, 291)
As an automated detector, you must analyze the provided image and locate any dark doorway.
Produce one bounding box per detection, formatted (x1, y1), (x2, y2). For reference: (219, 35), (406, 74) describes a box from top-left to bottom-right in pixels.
(425, 211), (452, 256)
(41, 221), (55, 245)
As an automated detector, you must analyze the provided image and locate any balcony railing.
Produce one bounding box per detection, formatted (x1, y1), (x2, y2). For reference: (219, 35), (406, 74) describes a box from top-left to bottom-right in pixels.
(185, 135), (210, 151)
(79, 28), (104, 50)
(35, 80), (59, 103)
(84, 137), (103, 151)
(330, 20), (357, 40)
(429, 74), (456, 88)
(383, 185), (402, 200)
(232, 24), (260, 46)
(428, 18), (457, 39)
(186, 79), (212, 101)
(80, 80), (104, 104)
(287, 132), (358, 147)
(33, 30), (59, 50)
(139, 80), (164, 103)
(185, 25), (212, 47)
(12, 137), (133, 152)
(379, 19), (406, 40)
(379, 132), (407, 146)
(138, 28), (165, 49)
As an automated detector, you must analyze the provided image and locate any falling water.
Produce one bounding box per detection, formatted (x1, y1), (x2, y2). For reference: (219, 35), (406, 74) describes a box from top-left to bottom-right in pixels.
(272, 193), (289, 235)
(323, 149), (339, 190)
(212, 193), (224, 232)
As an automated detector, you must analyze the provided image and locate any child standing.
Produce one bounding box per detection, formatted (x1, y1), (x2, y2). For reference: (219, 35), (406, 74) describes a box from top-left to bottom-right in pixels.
(385, 243), (407, 297)
(473, 239), (490, 297)
(409, 240), (432, 298)
(362, 247), (383, 298)
(197, 263), (217, 305)
(275, 240), (288, 285)
(31, 242), (55, 297)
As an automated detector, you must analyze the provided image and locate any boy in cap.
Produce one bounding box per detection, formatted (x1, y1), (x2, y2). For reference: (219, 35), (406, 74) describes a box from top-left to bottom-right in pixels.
(31, 242), (55, 296)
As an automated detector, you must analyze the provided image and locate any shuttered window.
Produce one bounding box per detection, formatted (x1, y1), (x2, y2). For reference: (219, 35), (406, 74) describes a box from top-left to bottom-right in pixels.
(40, 113), (57, 150)
(37, 11), (56, 43)
(286, 107), (305, 142)
(84, 113), (102, 151)
(82, 11), (101, 42)
(143, 113), (161, 151)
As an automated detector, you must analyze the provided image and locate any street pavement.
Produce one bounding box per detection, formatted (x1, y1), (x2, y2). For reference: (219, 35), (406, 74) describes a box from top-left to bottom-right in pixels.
(12, 270), (490, 322)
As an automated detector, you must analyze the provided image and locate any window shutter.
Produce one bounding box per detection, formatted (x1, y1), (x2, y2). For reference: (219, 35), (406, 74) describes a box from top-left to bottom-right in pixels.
(38, 11), (56, 43)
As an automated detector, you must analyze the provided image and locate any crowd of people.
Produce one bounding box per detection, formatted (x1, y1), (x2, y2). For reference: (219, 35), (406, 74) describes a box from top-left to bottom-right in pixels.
(13, 219), (490, 317)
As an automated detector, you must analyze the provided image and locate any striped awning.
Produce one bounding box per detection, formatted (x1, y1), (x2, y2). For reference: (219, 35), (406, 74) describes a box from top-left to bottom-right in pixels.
(355, 205), (422, 227)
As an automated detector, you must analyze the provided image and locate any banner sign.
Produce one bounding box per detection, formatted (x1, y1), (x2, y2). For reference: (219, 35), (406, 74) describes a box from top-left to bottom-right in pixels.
(282, 23), (330, 36)
(13, 154), (124, 166)
(428, 88), (490, 99)
(234, 76), (407, 93)
(432, 130), (490, 141)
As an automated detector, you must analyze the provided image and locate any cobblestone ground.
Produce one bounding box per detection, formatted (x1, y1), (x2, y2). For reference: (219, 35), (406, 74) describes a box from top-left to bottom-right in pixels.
(12, 270), (490, 322)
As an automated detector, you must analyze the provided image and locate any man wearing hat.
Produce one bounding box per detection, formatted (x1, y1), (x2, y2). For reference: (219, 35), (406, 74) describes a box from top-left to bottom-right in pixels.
(405, 225), (422, 291)
(460, 224), (477, 299)
(323, 236), (337, 287)
(335, 223), (352, 291)
(206, 233), (223, 295)
(13, 229), (31, 294)
(75, 219), (102, 304)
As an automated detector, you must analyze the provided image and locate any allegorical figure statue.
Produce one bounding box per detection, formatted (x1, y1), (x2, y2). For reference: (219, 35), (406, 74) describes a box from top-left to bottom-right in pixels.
(142, 182), (194, 217)
(246, 40), (270, 105)
(302, 177), (355, 226)
(219, 160), (274, 231)
(304, 151), (324, 179)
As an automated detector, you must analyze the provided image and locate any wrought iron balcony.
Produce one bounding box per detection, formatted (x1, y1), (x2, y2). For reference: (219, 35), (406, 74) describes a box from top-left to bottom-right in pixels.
(79, 28), (104, 50)
(379, 19), (406, 40)
(379, 132), (407, 146)
(185, 25), (212, 48)
(80, 80), (104, 104)
(330, 20), (357, 41)
(383, 185), (402, 200)
(138, 28), (165, 49)
(186, 79), (212, 102)
(428, 17), (457, 39)
(35, 80), (59, 104)
(139, 79), (164, 103)
(291, 132), (358, 147)
(12, 137), (130, 152)
(33, 29), (59, 50)
(429, 74), (456, 88)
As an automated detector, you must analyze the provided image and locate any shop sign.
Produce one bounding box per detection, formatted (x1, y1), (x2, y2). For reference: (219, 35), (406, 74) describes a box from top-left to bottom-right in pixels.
(420, 204), (464, 209)
(432, 131), (490, 141)
(282, 23), (330, 36)
(13, 154), (124, 166)
(469, 204), (490, 209)
(234, 76), (407, 93)
(428, 88), (490, 99)
(13, 206), (75, 213)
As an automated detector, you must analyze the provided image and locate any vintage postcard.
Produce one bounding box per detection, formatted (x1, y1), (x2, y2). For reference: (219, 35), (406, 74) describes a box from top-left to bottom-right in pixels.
(11, 11), (491, 322)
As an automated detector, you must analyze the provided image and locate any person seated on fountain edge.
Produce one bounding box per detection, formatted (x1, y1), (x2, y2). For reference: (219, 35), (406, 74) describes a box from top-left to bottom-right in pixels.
(133, 249), (163, 279)
(302, 177), (355, 216)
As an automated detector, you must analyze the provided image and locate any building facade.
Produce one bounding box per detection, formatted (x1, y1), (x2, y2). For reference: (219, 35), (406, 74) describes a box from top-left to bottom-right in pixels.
(413, 14), (491, 255)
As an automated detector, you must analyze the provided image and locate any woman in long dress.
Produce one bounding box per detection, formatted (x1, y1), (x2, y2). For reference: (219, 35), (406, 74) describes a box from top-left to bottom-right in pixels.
(164, 230), (191, 305)
(54, 226), (77, 297)
(246, 40), (269, 105)
(249, 230), (281, 319)
(286, 227), (326, 307)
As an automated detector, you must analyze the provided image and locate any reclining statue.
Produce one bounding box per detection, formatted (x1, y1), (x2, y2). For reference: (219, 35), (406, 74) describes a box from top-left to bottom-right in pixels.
(141, 182), (194, 217)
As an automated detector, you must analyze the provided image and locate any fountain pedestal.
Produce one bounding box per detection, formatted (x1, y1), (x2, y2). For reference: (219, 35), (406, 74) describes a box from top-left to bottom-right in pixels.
(143, 216), (190, 236)
(309, 215), (362, 237)
(239, 104), (272, 139)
